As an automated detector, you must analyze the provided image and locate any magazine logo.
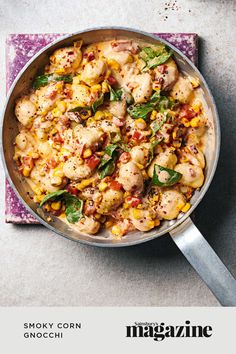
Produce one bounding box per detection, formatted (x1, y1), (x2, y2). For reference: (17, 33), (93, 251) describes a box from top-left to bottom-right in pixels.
(126, 320), (212, 342)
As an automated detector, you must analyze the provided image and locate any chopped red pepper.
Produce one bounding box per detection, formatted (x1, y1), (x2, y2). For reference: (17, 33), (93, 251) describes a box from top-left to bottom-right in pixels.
(179, 104), (196, 120)
(132, 130), (142, 141)
(107, 75), (117, 85)
(157, 64), (167, 74)
(126, 196), (141, 207)
(110, 180), (123, 191)
(86, 155), (100, 170)
(66, 184), (78, 196)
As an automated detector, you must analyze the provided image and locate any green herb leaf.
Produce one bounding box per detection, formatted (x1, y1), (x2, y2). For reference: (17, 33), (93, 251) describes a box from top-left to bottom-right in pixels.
(118, 142), (131, 152)
(150, 116), (167, 137)
(33, 74), (52, 89)
(147, 50), (173, 69)
(98, 144), (118, 178)
(54, 75), (73, 83)
(68, 106), (91, 113)
(150, 91), (161, 104)
(99, 160), (116, 179)
(92, 93), (104, 113)
(99, 144), (118, 168)
(40, 190), (67, 207)
(127, 102), (154, 120)
(147, 139), (163, 165)
(152, 164), (182, 187)
(64, 194), (83, 224)
(139, 45), (173, 71)
(109, 86), (123, 101)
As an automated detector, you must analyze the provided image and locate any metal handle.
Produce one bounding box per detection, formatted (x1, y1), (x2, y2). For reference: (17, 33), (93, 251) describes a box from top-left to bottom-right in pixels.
(170, 217), (236, 306)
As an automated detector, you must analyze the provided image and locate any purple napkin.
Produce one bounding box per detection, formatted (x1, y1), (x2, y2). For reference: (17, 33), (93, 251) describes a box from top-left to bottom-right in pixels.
(5, 32), (198, 224)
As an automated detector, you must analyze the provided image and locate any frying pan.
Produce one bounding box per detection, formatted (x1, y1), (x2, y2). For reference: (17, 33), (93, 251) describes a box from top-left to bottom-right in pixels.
(1, 27), (236, 306)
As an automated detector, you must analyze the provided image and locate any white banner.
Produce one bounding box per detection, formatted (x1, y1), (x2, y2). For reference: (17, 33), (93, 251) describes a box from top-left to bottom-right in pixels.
(0, 307), (233, 353)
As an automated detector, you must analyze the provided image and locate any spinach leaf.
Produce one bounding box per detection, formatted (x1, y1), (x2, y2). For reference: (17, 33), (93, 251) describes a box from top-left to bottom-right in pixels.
(147, 139), (163, 165)
(64, 194), (83, 224)
(54, 75), (73, 83)
(99, 144), (118, 168)
(40, 190), (83, 224)
(150, 116), (167, 137)
(109, 86), (123, 101)
(127, 102), (154, 120)
(33, 74), (73, 89)
(150, 91), (161, 104)
(139, 45), (173, 70)
(68, 106), (91, 113)
(147, 50), (173, 69)
(40, 190), (67, 207)
(92, 93), (104, 113)
(99, 160), (116, 179)
(98, 144), (119, 178)
(152, 164), (182, 187)
(33, 74), (52, 89)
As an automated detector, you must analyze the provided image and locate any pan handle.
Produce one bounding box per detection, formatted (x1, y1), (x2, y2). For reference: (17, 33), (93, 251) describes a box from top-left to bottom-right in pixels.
(170, 217), (236, 306)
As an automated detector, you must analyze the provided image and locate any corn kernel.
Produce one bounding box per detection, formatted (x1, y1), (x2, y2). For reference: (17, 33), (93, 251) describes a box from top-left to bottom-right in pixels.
(101, 81), (109, 93)
(124, 191), (131, 197)
(152, 195), (159, 202)
(99, 182), (108, 192)
(142, 170), (149, 179)
(154, 219), (161, 226)
(127, 54), (134, 63)
(94, 213), (101, 220)
(33, 195), (40, 203)
(56, 100), (67, 113)
(172, 129), (177, 140)
(136, 163), (144, 170)
(94, 111), (105, 121)
(90, 84), (102, 93)
(147, 221), (155, 229)
(104, 112), (113, 119)
(83, 148), (92, 159)
(86, 118), (95, 126)
(111, 225), (121, 236)
(134, 118), (146, 130)
(181, 118), (190, 127)
(150, 110), (157, 121)
(105, 221), (113, 229)
(123, 203), (129, 209)
(44, 204), (51, 212)
(190, 77), (200, 88)
(55, 68), (65, 74)
(76, 178), (94, 190)
(53, 169), (64, 178)
(52, 108), (62, 118)
(190, 117), (200, 128)
(192, 100), (202, 113)
(181, 202), (191, 213)
(173, 140), (182, 148)
(132, 209), (141, 219)
(177, 201), (186, 210)
(137, 204), (143, 209)
(107, 59), (120, 71)
(51, 201), (62, 211)
(23, 167), (31, 177)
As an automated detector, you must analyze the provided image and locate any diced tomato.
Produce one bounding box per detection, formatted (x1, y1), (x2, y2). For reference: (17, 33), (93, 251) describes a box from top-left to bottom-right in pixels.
(45, 89), (57, 100)
(179, 104), (196, 120)
(86, 155), (100, 170)
(157, 64), (167, 74)
(132, 130), (142, 141)
(66, 184), (78, 196)
(47, 158), (58, 169)
(107, 75), (117, 85)
(126, 196), (141, 207)
(119, 152), (131, 164)
(110, 180), (123, 191)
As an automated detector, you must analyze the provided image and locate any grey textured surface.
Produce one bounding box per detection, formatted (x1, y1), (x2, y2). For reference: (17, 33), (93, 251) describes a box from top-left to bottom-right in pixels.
(0, 0), (235, 306)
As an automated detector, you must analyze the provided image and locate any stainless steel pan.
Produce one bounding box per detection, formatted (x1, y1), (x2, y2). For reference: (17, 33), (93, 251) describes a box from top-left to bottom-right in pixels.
(2, 27), (236, 306)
